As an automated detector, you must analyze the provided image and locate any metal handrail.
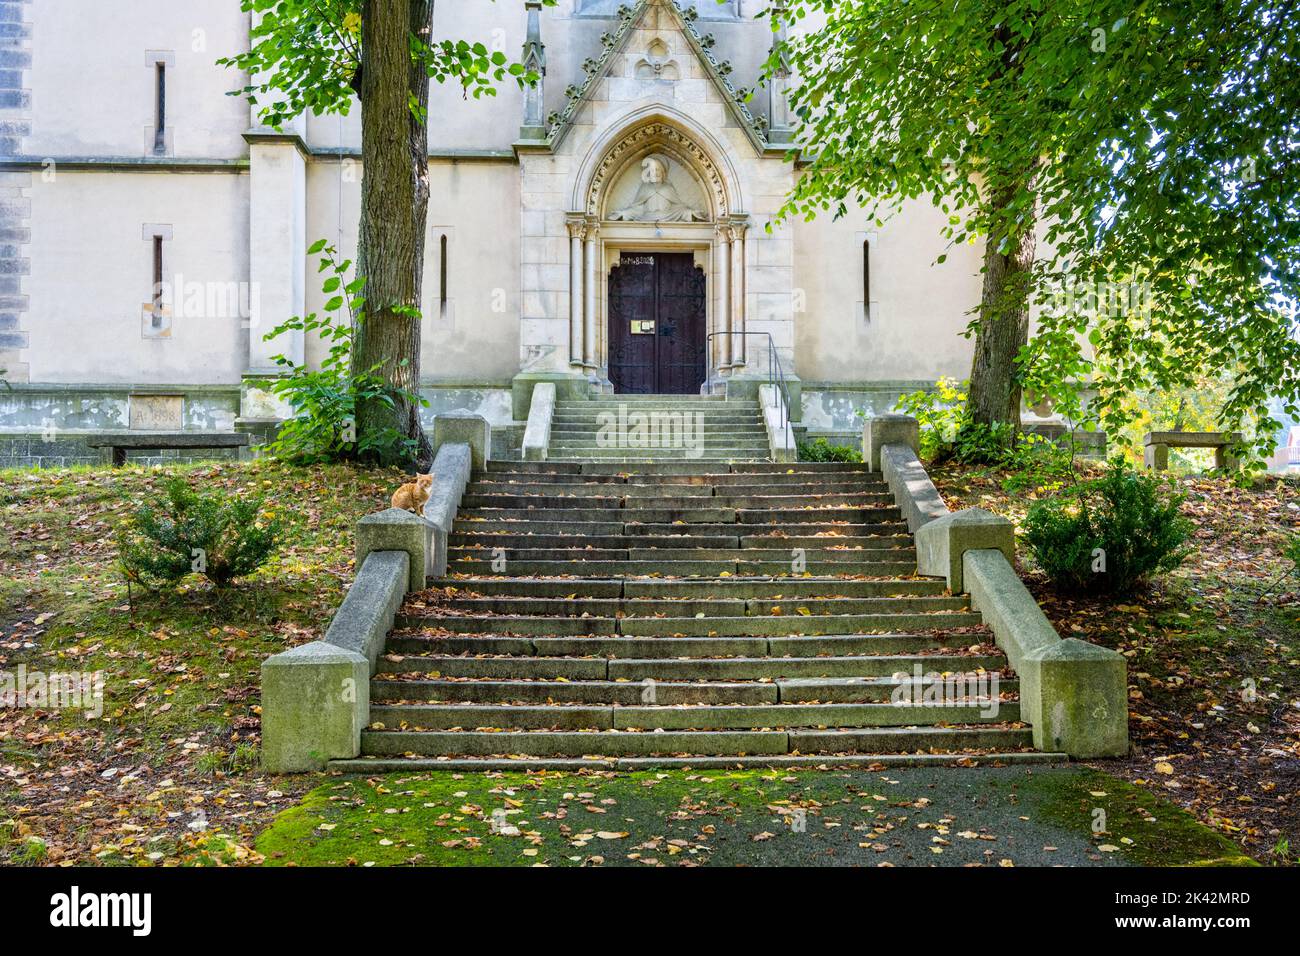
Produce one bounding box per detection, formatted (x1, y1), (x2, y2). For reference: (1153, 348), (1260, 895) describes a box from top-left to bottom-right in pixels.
(704, 330), (793, 430)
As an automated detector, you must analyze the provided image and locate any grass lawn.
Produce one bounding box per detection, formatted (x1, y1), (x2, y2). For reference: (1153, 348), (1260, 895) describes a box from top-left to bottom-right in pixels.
(0, 458), (1295, 866)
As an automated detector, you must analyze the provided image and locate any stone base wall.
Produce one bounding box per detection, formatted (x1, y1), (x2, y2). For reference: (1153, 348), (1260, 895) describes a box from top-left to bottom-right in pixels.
(799, 382), (934, 432)
(0, 433), (244, 469)
(0, 382), (526, 468)
(10, 380), (1117, 468)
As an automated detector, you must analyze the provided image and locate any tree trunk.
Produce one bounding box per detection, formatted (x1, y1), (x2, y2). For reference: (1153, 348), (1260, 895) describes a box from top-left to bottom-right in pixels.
(967, 177), (1038, 435)
(967, 19), (1039, 441)
(354, 0), (433, 470)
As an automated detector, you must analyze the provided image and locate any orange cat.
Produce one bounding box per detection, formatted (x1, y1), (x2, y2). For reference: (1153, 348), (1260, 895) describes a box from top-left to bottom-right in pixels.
(391, 473), (434, 513)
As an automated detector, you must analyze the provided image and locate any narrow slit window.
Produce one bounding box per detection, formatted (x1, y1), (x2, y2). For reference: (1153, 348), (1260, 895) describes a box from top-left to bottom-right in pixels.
(154, 62), (166, 153)
(439, 233), (448, 319)
(862, 238), (871, 310)
(151, 235), (164, 327)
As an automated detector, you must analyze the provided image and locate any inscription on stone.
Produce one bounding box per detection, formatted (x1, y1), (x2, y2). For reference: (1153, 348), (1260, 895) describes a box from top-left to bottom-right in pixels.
(129, 395), (184, 430)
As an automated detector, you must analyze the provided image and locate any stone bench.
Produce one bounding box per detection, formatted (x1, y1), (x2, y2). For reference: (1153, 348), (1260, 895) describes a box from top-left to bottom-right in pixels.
(1143, 431), (1241, 471)
(85, 431), (251, 467)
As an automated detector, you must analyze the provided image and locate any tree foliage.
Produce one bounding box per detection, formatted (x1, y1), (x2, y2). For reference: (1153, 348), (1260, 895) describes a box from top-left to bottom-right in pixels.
(218, 0), (529, 128)
(770, 0), (1300, 465)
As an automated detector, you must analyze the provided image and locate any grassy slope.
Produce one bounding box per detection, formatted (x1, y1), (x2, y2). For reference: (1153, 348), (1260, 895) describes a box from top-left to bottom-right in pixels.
(932, 463), (1300, 865)
(0, 461), (400, 865)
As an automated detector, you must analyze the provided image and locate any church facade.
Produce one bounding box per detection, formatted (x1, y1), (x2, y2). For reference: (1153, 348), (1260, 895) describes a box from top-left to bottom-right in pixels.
(0, 0), (988, 465)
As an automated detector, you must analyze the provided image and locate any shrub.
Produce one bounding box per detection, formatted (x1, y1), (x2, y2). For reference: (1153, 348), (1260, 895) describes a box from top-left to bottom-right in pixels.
(1022, 460), (1193, 594)
(797, 437), (862, 463)
(261, 241), (427, 464)
(891, 380), (1019, 464)
(889, 378), (1079, 489)
(118, 478), (285, 589)
(892, 377), (967, 460)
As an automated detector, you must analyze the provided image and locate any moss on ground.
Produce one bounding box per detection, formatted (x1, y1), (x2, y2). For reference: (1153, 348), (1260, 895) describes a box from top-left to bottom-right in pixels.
(0, 460), (400, 865)
(1031, 768), (1255, 866)
(257, 765), (1255, 867)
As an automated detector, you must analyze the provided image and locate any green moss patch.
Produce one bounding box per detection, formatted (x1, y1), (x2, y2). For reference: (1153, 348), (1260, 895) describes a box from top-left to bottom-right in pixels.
(257, 765), (1254, 867)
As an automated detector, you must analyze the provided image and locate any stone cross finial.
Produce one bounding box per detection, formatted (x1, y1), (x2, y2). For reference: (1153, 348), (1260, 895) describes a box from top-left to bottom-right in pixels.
(519, 1), (548, 140)
(766, 1), (794, 144)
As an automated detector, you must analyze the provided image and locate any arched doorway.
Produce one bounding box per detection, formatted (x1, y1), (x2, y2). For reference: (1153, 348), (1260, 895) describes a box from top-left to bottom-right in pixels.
(565, 115), (749, 393)
(608, 251), (707, 394)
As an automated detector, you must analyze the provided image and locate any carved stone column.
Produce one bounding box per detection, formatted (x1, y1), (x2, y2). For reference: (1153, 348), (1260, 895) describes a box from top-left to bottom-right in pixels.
(566, 214), (586, 368)
(583, 218), (600, 370)
(713, 223), (731, 376)
(728, 218), (748, 368)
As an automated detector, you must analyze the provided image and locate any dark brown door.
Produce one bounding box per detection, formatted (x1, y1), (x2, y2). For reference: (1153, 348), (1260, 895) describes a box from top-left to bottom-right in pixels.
(607, 252), (706, 394)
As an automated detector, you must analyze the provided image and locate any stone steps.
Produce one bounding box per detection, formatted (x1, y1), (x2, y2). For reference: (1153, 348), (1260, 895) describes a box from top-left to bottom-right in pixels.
(453, 520), (906, 535)
(447, 547), (914, 564)
(437, 576), (949, 597)
(372, 675), (1021, 704)
(357, 725), (1033, 758)
(375, 653), (1007, 680)
(340, 435), (1035, 768)
(548, 421), (769, 432)
(545, 398), (770, 463)
(448, 533), (915, 550)
(464, 480), (891, 496)
(457, 492), (896, 509)
(447, 559), (921, 576)
(473, 471), (882, 486)
(332, 752), (1061, 772)
(483, 460), (873, 474)
(416, 596), (964, 616)
(384, 633), (968, 658)
(393, 611), (981, 636)
(455, 507), (905, 524)
(545, 450), (771, 461)
(368, 701), (1019, 731)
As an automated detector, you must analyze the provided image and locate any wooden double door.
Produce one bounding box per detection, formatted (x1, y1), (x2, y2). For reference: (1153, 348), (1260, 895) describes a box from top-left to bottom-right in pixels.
(607, 251), (707, 394)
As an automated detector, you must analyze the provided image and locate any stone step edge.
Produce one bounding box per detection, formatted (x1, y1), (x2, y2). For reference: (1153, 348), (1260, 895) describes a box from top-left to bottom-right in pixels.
(371, 675), (1017, 691)
(366, 701), (1023, 730)
(329, 751), (1063, 772)
(430, 575), (937, 587)
(377, 654), (1008, 676)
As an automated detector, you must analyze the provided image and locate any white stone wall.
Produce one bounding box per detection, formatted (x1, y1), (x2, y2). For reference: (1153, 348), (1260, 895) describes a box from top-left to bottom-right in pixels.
(24, 171), (250, 384)
(8, 0), (988, 397)
(302, 159), (522, 384)
(25, 0), (249, 159)
(793, 195), (985, 383)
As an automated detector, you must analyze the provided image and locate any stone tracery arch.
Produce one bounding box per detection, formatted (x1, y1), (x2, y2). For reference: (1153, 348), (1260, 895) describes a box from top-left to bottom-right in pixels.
(575, 115), (741, 222)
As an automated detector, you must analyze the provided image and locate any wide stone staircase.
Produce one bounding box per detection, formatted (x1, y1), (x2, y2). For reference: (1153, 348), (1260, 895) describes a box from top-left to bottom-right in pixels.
(332, 412), (1058, 768)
